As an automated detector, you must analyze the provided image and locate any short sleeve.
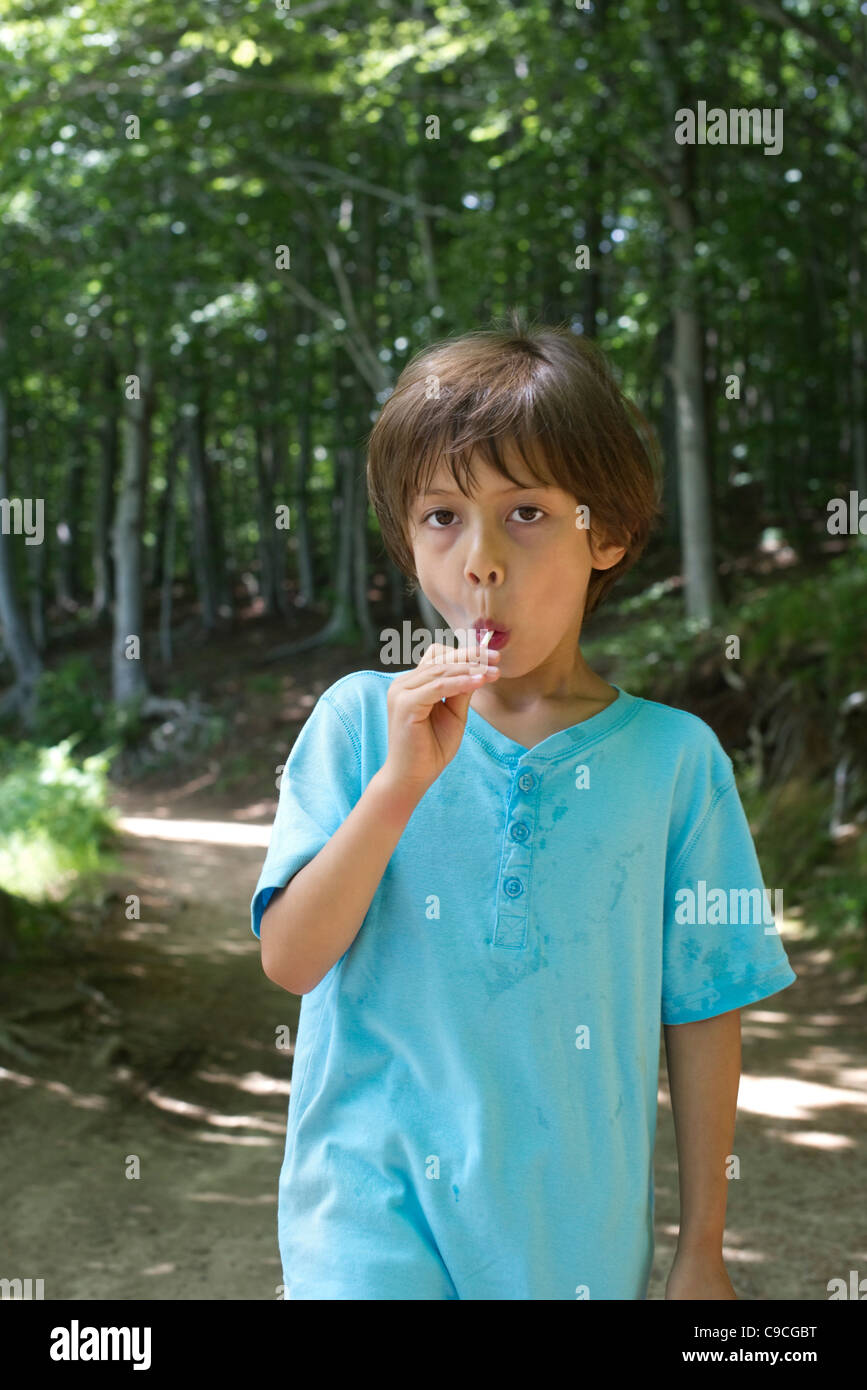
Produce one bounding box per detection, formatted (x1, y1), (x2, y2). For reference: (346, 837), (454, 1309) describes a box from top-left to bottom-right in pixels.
(662, 779), (797, 1024)
(250, 692), (361, 939)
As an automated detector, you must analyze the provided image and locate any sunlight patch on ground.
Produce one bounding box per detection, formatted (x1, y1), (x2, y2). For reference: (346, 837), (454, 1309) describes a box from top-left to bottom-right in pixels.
(197, 1068), (292, 1097)
(776, 1130), (855, 1150)
(143, 1088), (287, 1133)
(187, 1192), (277, 1204)
(738, 1074), (866, 1120)
(0, 1066), (109, 1110)
(190, 1132), (276, 1146)
(117, 817), (271, 847)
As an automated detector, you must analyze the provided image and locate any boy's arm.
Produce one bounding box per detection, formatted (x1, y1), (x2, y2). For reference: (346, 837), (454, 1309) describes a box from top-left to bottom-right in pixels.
(260, 769), (422, 995)
(662, 1008), (742, 1299)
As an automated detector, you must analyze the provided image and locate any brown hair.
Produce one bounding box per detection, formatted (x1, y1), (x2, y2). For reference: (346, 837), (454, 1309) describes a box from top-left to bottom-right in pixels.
(365, 310), (663, 618)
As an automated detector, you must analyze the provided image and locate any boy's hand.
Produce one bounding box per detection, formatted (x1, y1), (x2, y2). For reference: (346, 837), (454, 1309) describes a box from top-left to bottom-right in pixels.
(380, 635), (500, 798)
(665, 1250), (738, 1300)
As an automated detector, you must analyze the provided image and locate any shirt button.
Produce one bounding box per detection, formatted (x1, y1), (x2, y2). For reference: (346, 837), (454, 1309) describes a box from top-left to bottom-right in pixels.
(504, 877), (523, 897)
(510, 821), (529, 841)
(518, 772), (535, 791)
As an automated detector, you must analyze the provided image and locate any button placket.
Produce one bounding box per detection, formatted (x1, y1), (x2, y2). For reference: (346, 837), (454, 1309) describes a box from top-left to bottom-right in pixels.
(492, 765), (538, 949)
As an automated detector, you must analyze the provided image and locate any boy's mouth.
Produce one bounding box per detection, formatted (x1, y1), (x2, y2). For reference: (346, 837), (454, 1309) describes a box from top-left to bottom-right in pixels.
(472, 619), (510, 651)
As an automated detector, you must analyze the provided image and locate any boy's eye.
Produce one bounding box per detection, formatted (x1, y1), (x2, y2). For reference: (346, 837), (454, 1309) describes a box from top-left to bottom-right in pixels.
(423, 506), (545, 527)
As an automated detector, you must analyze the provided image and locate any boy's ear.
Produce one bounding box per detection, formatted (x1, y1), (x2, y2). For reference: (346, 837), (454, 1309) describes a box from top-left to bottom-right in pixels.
(588, 530), (627, 572)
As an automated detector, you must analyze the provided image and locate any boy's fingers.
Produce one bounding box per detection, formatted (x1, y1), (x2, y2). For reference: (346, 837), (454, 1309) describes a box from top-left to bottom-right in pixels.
(417, 670), (496, 703)
(398, 662), (498, 693)
(418, 638), (498, 668)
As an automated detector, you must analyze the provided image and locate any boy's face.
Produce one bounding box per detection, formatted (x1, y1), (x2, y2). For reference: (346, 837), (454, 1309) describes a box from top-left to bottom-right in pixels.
(406, 447), (626, 680)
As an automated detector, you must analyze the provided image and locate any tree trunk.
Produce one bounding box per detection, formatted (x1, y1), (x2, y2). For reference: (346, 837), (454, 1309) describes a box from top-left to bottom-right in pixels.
(147, 440), (169, 594)
(352, 443), (378, 654)
(55, 428), (86, 612)
(656, 315), (680, 546)
(92, 351), (118, 621)
(270, 417), (290, 618)
(294, 377), (316, 609)
(0, 317), (42, 723)
(158, 422), (181, 668)
(263, 442), (360, 662)
(640, 18), (719, 620)
(581, 0), (611, 337)
(23, 421), (47, 655)
(254, 421), (280, 616)
(111, 344), (154, 705)
(221, 418), (242, 616)
(408, 6), (440, 308)
(669, 293), (719, 622)
(184, 396), (220, 632)
(329, 445), (358, 642)
(850, 221), (867, 538)
(666, 144), (719, 620)
(208, 429), (233, 620)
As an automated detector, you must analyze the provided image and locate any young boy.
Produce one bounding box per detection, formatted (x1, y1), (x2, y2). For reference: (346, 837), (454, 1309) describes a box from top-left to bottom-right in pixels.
(251, 319), (797, 1301)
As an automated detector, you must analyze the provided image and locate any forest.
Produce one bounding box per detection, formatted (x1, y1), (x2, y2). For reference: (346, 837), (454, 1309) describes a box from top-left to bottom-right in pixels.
(0, 0), (865, 1303)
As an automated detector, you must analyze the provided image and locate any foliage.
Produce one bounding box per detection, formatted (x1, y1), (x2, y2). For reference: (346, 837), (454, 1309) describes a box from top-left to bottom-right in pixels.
(0, 736), (118, 902)
(212, 748), (264, 793)
(27, 657), (228, 776)
(583, 591), (703, 696)
(245, 673), (282, 696)
(586, 551), (867, 706)
(107, 696), (228, 779)
(31, 655), (111, 749)
(733, 551), (867, 697)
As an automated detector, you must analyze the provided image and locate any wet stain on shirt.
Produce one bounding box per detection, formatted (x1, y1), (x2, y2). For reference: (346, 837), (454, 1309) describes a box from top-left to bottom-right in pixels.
(704, 947), (730, 975)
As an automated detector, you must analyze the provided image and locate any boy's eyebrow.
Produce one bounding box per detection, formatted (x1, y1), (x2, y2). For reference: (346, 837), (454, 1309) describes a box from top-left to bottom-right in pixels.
(419, 481), (554, 498)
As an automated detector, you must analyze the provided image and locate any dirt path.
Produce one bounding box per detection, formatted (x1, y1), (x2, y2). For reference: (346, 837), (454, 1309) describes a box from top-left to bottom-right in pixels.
(1, 786), (864, 1301)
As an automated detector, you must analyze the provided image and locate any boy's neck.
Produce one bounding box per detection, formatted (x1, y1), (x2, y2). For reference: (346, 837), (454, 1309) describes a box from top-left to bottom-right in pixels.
(474, 651), (616, 720)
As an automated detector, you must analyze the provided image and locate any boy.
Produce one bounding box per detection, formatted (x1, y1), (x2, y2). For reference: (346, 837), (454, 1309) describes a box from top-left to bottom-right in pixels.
(251, 319), (797, 1300)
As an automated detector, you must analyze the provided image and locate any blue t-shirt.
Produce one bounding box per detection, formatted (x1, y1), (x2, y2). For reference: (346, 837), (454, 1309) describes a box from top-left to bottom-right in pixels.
(251, 671), (797, 1300)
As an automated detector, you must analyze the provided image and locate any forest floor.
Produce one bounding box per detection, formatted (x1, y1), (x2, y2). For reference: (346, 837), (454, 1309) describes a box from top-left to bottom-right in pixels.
(2, 610), (866, 1301)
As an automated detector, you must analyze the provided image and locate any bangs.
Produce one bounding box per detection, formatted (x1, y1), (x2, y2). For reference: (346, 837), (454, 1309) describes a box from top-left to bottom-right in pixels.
(408, 416), (566, 512)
